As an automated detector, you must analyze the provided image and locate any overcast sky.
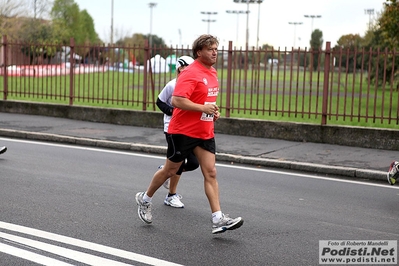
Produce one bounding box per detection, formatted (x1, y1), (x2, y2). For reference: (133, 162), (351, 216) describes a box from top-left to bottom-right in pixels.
(74, 0), (384, 49)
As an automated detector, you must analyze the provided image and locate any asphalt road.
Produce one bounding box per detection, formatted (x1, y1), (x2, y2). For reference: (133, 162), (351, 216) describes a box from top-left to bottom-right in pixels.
(0, 138), (398, 266)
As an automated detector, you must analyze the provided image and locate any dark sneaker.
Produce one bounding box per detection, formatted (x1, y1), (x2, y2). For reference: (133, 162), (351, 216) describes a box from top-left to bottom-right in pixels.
(212, 214), (244, 234)
(0, 146), (7, 154)
(164, 194), (184, 208)
(135, 192), (152, 224)
(387, 161), (399, 185)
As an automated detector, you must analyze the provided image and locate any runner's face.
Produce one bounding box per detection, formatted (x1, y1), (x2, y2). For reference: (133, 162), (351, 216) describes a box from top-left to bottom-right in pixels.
(197, 44), (218, 67)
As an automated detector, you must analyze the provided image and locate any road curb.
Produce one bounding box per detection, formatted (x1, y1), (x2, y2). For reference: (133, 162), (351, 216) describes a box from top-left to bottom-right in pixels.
(0, 128), (387, 183)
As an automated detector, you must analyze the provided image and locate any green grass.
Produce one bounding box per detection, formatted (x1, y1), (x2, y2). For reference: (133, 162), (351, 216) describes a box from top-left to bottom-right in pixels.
(1, 68), (398, 129)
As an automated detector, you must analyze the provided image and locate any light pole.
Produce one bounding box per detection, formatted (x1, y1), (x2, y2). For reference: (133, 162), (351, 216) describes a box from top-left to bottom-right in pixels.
(110, 0), (114, 46)
(255, 0), (262, 49)
(364, 9), (374, 31)
(288, 22), (303, 48)
(226, 10), (249, 45)
(201, 11), (217, 34)
(304, 14), (321, 35)
(178, 29), (182, 47)
(233, 0), (264, 48)
(148, 2), (157, 48)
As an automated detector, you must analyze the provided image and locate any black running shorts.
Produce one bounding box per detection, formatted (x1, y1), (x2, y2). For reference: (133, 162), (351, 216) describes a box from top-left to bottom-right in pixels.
(166, 134), (215, 163)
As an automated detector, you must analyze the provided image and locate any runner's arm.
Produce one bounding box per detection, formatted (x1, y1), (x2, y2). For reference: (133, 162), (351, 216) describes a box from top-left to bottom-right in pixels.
(156, 97), (173, 116)
(172, 96), (218, 115)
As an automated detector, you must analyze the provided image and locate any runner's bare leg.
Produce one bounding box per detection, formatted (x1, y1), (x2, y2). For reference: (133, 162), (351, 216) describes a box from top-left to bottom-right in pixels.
(146, 160), (183, 197)
(194, 146), (220, 212)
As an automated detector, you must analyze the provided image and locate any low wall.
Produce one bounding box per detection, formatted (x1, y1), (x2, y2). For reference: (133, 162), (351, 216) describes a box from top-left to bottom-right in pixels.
(0, 100), (398, 151)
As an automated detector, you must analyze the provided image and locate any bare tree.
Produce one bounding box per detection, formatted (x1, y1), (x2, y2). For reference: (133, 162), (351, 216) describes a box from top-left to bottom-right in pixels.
(32, 0), (52, 19)
(0, 0), (27, 17)
(0, 0), (29, 38)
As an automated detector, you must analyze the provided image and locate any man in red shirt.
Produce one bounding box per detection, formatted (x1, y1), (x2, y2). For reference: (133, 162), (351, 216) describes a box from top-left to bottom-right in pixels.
(136, 34), (243, 234)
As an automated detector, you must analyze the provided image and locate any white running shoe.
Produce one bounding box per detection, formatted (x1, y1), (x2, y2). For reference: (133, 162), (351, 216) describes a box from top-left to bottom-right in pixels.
(135, 192), (152, 224)
(212, 214), (244, 234)
(164, 194), (184, 208)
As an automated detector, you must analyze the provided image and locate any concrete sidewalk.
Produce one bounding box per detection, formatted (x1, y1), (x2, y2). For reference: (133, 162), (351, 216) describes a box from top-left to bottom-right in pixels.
(0, 112), (395, 183)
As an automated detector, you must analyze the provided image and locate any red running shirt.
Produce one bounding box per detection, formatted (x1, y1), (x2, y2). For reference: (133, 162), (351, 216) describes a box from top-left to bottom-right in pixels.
(168, 60), (219, 139)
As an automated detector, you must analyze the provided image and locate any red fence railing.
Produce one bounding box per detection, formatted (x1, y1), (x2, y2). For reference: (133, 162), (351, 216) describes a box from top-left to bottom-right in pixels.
(1, 36), (398, 128)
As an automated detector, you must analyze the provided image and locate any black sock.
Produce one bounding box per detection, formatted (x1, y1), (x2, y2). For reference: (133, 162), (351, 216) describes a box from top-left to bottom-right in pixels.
(168, 193), (176, 197)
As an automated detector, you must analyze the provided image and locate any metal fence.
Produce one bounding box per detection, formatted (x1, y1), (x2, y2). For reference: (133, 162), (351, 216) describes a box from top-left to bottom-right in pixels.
(1, 36), (398, 128)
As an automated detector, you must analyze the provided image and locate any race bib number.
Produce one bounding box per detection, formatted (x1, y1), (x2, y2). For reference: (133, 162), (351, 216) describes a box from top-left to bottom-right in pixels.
(201, 102), (215, 122)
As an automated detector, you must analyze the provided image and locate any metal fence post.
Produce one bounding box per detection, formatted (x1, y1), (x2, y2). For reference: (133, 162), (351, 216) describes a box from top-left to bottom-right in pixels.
(321, 41), (331, 125)
(143, 39), (150, 111)
(69, 38), (75, 105)
(225, 41), (233, 118)
(2, 35), (8, 100)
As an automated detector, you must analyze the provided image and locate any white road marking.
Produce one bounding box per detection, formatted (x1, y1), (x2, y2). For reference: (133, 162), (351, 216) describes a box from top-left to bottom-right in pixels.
(1, 137), (397, 190)
(0, 232), (134, 266)
(218, 163), (399, 190)
(0, 137), (164, 159)
(0, 221), (183, 266)
(0, 243), (74, 266)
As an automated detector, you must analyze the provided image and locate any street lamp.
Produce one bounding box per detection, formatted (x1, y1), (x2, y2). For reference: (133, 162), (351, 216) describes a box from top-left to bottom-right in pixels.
(288, 22), (303, 48)
(178, 29), (182, 47)
(304, 14), (322, 35)
(110, 0), (114, 46)
(364, 9), (374, 31)
(148, 2), (157, 48)
(255, 0), (262, 49)
(226, 10), (249, 45)
(201, 11), (217, 34)
(233, 0), (263, 48)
